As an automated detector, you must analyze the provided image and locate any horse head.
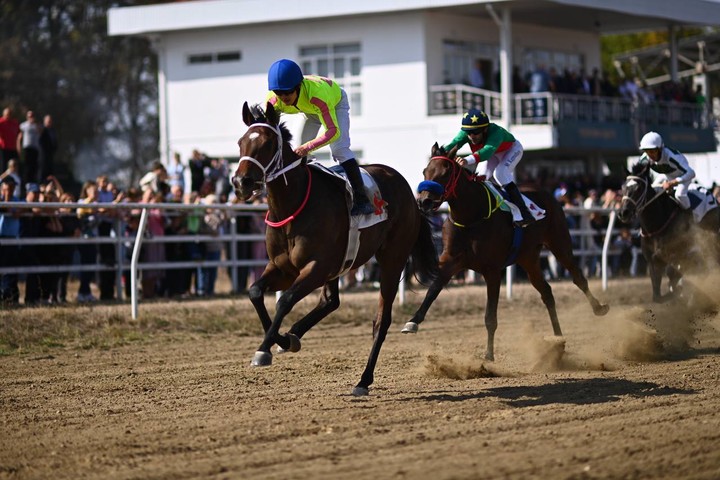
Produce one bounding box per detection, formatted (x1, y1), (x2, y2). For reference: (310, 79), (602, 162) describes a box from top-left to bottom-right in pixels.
(416, 143), (460, 213)
(231, 101), (297, 201)
(617, 162), (653, 223)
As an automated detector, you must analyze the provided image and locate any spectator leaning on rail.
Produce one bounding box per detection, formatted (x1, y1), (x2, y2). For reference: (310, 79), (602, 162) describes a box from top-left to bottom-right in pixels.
(444, 108), (535, 227)
(265, 58), (374, 215)
(636, 131), (695, 210)
(0, 176), (21, 305)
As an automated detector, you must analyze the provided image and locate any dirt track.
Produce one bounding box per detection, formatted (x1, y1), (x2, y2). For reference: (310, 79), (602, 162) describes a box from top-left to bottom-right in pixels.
(2, 277), (720, 480)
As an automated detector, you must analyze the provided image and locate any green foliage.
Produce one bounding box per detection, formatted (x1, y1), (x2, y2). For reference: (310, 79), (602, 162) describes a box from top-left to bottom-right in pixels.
(0, 1), (161, 190)
(601, 27), (709, 86)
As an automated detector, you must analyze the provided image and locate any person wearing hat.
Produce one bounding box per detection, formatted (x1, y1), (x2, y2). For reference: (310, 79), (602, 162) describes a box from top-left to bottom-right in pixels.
(636, 131), (695, 210)
(443, 108), (535, 227)
(265, 59), (374, 215)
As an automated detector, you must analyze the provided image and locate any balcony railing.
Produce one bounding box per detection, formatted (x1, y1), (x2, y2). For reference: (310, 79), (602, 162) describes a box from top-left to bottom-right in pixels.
(429, 84), (712, 129)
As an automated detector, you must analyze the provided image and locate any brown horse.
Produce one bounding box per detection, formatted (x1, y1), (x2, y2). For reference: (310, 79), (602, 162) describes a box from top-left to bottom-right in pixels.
(403, 144), (609, 360)
(231, 101), (438, 396)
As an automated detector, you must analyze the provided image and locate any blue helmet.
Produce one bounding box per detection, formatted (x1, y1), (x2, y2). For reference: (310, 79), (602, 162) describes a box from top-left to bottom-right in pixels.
(268, 59), (304, 91)
(461, 109), (489, 131)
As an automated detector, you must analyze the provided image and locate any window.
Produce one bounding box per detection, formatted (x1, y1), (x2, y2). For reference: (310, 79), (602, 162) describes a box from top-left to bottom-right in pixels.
(442, 40), (498, 87)
(188, 53), (213, 65)
(522, 49), (585, 79)
(216, 51), (241, 62)
(299, 42), (362, 115)
(187, 50), (242, 65)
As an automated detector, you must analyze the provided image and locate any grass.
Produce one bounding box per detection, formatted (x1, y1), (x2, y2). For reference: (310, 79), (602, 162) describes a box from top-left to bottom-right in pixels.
(0, 283), (407, 355)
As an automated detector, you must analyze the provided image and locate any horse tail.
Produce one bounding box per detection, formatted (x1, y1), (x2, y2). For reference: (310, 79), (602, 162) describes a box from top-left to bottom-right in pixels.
(410, 211), (440, 286)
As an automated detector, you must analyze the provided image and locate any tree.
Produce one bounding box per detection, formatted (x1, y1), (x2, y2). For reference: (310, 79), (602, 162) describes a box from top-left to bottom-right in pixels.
(0, 0), (161, 191)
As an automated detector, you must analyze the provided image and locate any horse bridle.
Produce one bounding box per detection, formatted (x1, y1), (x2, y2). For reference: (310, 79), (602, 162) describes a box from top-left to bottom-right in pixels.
(237, 122), (302, 184)
(621, 174), (665, 217)
(418, 155), (466, 202)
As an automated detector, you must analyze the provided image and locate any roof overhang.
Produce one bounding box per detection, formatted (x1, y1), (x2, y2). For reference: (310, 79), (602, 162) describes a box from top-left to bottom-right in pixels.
(108, 0), (720, 37)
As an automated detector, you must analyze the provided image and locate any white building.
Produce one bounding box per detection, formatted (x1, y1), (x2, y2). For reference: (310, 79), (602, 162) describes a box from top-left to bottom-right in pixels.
(108, 0), (720, 190)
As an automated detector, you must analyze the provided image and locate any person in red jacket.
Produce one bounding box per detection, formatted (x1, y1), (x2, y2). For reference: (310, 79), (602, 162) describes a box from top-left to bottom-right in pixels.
(0, 107), (20, 173)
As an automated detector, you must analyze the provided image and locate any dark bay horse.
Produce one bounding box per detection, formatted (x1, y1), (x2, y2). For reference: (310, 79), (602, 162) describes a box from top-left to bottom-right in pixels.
(231, 101), (438, 396)
(617, 162), (720, 303)
(404, 144), (609, 360)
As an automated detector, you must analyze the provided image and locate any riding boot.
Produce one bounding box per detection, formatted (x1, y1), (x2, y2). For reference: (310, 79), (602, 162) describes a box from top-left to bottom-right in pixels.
(341, 158), (375, 215)
(504, 181), (535, 228)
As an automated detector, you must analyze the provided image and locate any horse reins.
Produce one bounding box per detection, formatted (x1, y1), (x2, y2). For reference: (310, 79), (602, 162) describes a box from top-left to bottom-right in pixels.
(238, 122), (311, 227)
(421, 155), (499, 226)
(622, 174), (678, 237)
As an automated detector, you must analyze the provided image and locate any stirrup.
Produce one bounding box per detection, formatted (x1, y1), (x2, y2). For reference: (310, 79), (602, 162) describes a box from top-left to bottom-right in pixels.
(351, 199), (375, 216)
(514, 215), (535, 228)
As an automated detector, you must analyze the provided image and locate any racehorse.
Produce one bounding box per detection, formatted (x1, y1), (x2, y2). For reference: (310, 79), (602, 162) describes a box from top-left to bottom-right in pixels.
(231, 101), (438, 396)
(617, 162), (720, 303)
(403, 144), (609, 361)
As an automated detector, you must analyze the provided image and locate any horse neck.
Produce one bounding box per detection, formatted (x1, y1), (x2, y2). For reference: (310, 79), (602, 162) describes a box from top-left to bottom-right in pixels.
(265, 160), (308, 219)
(446, 174), (491, 224)
(639, 190), (680, 234)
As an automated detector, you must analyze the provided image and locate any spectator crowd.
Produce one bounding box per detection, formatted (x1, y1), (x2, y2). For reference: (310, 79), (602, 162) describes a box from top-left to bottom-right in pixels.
(1, 114), (269, 306)
(2, 96), (718, 307)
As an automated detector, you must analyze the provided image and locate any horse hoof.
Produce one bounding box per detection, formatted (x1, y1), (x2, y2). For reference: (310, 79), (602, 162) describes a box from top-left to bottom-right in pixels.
(352, 386), (369, 396)
(250, 351), (273, 367)
(401, 322), (419, 334)
(276, 334), (301, 354)
(594, 304), (610, 316)
(287, 333), (301, 352)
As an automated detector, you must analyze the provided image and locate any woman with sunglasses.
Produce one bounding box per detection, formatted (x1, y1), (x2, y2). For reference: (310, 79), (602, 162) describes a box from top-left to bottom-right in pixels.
(443, 108), (535, 227)
(265, 58), (374, 215)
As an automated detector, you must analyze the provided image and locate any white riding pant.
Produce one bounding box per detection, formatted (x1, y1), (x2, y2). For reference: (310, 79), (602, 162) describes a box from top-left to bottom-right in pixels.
(486, 140), (523, 187)
(674, 181), (691, 209)
(304, 89), (355, 163)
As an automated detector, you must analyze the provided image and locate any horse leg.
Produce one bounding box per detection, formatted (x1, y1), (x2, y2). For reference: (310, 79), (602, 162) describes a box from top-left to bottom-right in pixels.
(280, 278), (341, 350)
(667, 265), (683, 297)
(402, 257), (462, 333)
(551, 248), (609, 316)
(648, 258), (668, 303)
(251, 266), (326, 367)
(522, 259), (562, 336)
(483, 270), (502, 361)
(248, 264), (291, 334)
(354, 259), (405, 396)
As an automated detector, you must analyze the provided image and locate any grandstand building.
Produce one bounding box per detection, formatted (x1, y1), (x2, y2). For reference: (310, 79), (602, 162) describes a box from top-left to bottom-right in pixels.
(108, 0), (720, 189)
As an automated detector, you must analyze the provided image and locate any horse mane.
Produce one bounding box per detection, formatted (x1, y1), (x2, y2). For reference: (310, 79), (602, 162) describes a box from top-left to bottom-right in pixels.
(247, 102), (293, 144)
(630, 161), (650, 177)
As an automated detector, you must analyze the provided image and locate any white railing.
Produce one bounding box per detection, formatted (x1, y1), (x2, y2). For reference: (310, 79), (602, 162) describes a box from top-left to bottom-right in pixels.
(429, 84), (711, 129)
(1, 202), (629, 313)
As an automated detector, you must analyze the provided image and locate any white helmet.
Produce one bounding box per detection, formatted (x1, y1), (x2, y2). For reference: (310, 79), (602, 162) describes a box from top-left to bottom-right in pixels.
(639, 131), (663, 150)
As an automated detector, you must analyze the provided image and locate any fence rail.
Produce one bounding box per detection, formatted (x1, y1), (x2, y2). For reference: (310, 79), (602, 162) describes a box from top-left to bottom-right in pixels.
(1, 201), (629, 313)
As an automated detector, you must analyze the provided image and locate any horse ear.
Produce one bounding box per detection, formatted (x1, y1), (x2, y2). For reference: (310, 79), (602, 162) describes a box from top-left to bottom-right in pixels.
(241, 101), (254, 126)
(431, 142), (440, 156)
(265, 101), (280, 126)
(448, 146), (459, 159)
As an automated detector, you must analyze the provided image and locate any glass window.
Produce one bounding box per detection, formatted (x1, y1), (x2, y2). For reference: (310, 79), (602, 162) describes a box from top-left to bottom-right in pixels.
(299, 42), (362, 116)
(188, 53), (212, 64)
(216, 51), (241, 62)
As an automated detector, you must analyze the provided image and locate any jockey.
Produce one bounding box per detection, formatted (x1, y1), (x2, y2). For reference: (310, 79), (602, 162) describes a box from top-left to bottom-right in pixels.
(637, 131), (695, 210)
(266, 59), (374, 215)
(443, 108), (535, 227)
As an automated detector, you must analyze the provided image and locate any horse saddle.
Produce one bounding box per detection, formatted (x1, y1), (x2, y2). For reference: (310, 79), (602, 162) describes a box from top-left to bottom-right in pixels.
(484, 181), (546, 223)
(308, 161), (388, 277)
(687, 185), (718, 223)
